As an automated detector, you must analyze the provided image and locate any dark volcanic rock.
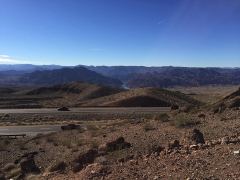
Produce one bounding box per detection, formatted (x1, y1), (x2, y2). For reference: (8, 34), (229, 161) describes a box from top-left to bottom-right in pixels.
(99, 137), (131, 153)
(20, 157), (40, 175)
(168, 140), (180, 149)
(72, 149), (98, 173)
(191, 129), (205, 144)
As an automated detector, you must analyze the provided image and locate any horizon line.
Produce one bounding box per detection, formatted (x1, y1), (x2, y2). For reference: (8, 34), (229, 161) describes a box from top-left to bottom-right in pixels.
(0, 63), (240, 69)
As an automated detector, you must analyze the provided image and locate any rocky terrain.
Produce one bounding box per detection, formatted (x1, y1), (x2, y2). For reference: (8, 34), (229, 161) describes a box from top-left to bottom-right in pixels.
(0, 84), (240, 180)
(0, 87), (240, 179)
(78, 87), (201, 107)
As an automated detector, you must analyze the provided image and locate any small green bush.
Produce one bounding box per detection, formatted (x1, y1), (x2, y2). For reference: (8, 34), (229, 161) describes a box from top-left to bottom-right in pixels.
(153, 113), (170, 122)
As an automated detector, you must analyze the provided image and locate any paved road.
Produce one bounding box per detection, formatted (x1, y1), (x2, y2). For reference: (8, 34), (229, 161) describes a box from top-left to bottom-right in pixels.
(0, 107), (170, 136)
(0, 125), (62, 136)
(0, 107), (170, 114)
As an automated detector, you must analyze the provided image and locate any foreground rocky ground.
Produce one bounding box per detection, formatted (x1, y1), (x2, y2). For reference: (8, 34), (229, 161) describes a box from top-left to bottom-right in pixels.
(1, 106), (240, 179)
(1, 87), (240, 179)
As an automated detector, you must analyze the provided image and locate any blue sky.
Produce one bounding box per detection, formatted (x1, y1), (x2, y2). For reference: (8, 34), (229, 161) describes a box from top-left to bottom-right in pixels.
(0, 0), (240, 67)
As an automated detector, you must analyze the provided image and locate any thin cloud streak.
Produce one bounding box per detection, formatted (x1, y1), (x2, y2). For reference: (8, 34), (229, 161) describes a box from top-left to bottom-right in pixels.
(0, 55), (29, 64)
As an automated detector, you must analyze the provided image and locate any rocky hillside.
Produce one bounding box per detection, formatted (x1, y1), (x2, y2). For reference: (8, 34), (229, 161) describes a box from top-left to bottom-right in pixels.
(79, 87), (202, 107)
(213, 87), (240, 113)
(26, 82), (123, 107)
(23, 83), (202, 108)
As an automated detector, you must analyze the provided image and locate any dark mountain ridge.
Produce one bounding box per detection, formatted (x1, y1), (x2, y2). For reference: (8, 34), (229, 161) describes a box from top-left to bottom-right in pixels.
(19, 66), (122, 87)
(0, 65), (240, 88)
(85, 66), (240, 88)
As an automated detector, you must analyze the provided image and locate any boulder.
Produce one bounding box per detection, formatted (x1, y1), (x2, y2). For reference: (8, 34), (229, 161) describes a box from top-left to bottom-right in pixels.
(72, 149), (98, 173)
(20, 157), (40, 175)
(191, 129), (205, 144)
(168, 140), (180, 149)
(99, 137), (131, 153)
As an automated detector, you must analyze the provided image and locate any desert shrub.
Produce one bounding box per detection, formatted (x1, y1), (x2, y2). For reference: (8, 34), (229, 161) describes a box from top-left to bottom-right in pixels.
(58, 137), (84, 149)
(45, 136), (55, 143)
(143, 123), (155, 131)
(86, 124), (99, 131)
(153, 113), (170, 122)
(173, 115), (199, 128)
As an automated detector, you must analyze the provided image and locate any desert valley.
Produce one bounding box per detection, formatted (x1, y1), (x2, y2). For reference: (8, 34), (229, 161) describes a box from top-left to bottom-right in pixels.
(0, 65), (240, 179)
(1, 0), (240, 179)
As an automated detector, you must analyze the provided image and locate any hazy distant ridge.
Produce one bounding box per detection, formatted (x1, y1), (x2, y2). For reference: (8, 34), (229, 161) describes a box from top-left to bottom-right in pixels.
(0, 64), (240, 88)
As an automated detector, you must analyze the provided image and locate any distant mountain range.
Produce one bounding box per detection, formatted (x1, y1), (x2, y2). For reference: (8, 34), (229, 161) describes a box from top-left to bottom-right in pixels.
(85, 66), (240, 88)
(19, 66), (122, 87)
(0, 64), (240, 88)
(0, 64), (63, 72)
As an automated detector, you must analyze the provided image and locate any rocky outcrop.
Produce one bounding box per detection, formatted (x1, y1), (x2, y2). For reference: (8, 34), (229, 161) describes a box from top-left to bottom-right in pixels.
(72, 149), (98, 173)
(184, 129), (205, 145)
(19, 157), (40, 175)
(98, 137), (131, 153)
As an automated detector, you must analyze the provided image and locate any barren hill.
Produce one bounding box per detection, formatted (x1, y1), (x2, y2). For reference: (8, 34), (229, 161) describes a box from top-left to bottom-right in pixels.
(78, 87), (202, 107)
(213, 87), (240, 113)
(26, 83), (202, 108)
(27, 82), (123, 107)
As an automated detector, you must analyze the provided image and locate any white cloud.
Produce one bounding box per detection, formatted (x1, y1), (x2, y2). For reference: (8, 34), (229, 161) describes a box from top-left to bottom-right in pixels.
(0, 55), (28, 64)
